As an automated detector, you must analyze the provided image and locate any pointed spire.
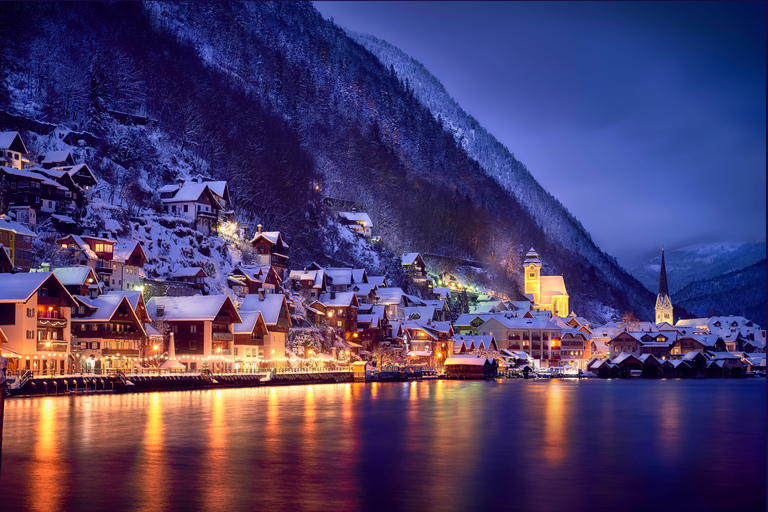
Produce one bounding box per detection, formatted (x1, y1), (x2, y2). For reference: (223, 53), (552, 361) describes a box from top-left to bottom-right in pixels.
(658, 248), (669, 298)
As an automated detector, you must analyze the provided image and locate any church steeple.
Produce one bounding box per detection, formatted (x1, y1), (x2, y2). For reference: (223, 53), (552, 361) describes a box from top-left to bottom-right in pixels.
(655, 248), (673, 325)
(658, 248), (669, 298)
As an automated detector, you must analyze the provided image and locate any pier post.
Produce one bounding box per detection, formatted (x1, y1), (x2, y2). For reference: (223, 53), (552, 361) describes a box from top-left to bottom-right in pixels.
(0, 355), (7, 479)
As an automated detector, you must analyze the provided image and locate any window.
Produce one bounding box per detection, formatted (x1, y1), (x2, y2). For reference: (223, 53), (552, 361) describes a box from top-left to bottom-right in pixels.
(190, 325), (197, 334)
(190, 341), (197, 350)
(529, 272), (535, 278)
(183, 205), (189, 213)
(337, 320), (343, 327)
(234, 348), (238, 356)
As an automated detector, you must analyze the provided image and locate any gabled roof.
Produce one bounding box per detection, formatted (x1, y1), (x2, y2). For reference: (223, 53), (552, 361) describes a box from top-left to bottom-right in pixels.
(338, 211), (372, 227)
(234, 311), (268, 335)
(405, 306), (437, 322)
(401, 253), (423, 266)
(52, 266), (99, 287)
(479, 316), (561, 331)
(0, 217), (36, 237)
(0, 132), (27, 154)
(375, 287), (405, 305)
(240, 293), (289, 326)
(431, 286), (451, 299)
(147, 295), (242, 323)
(113, 238), (148, 265)
(42, 150), (74, 165)
(73, 294), (146, 336)
(0, 272), (77, 305)
(315, 292), (359, 308)
(106, 290), (145, 314)
(172, 266), (208, 279)
(367, 276), (387, 287)
(249, 230), (289, 248)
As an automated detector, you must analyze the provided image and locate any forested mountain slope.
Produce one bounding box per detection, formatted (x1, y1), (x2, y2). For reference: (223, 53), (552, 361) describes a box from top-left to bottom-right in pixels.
(0, 1), (657, 321)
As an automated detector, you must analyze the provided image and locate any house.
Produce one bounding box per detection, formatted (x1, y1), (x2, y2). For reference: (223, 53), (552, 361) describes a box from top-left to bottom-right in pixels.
(349, 283), (378, 305)
(559, 329), (591, 370)
(522, 248), (569, 317)
(70, 292), (147, 372)
(444, 355), (498, 379)
(356, 304), (389, 351)
(367, 276), (387, 288)
(638, 354), (662, 377)
(33, 163), (98, 203)
(671, 335), (718, 356)
(706, 351), (745, 377)
(106, 289), (153, 361)
(249, 225), (290, 276)
(287, 269), (326, 301)
(159, 178), (226, 235)
(607, 332), (642, 356)
(240, 292), (291, 364)
(52, 266), (101, 296)
(41, 150), (75, 169)
(57, 234), (117, 284)
(374, 287), (411, 321)
(338, 211), (373, 237)
(0, 216), (36, 271)
(0, 244), (14, 273)
(402, 253), (430, 289)
(233, 310), (270, 371)
(0, 272), (77, 374)
(146, 295), (242, 372)
(322, 267), (368, 293)
(228, 265), (281, 296)
(111, 239), (149, 291)
(309, 292), (359, 343)
(451, 334), (498, 354)
(0, 131), (29, 169)
(172, 266), (209, 292)
(453, 313), (492, 335)
(476, 315), (562, 366)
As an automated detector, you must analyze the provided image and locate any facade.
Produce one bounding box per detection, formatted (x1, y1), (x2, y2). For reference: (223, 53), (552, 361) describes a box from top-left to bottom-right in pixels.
(239, 293), (291, 364)
(0, 273), (77, 374)
(309, 292), (359, 343)
(159, 178), (229, 235)
(58, 234), (117, 285)
(0, 217), (36, 271)
(523, 248), (569, 317)
(0, 131), (29, 169)
(233, 310), (270, 371)
(559, 329), (591, 370)
(112, 239), (148, 291)
(250, 225), (290, 276)
(338, 211), (373, 237)
(477, 316), (562, 367)
(227, 265), (280, 296)
(146, 295), (242, 372)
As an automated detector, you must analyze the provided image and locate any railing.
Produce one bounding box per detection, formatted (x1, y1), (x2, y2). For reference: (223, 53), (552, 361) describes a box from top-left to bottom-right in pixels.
(212, 332), (234, 341)
(36, 341), (68, 352)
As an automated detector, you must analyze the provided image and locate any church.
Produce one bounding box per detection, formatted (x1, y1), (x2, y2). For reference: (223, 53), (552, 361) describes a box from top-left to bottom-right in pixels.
(655, 248), (674, 325)
(523, 247), (569, 317)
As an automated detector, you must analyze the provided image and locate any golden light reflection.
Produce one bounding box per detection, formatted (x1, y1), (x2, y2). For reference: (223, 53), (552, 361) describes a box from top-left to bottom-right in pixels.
(29, 397), (62, 512)
(543, 381), (567, 465)
(658, 385), (682, 462)
(370, 381), (378, 400)
(133, 392), (167, 510)
(202, 389), (231, 511)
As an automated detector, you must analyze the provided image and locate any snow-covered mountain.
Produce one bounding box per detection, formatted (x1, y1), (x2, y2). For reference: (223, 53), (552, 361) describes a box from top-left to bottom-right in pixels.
(674, 259), (766, 328)
(630, 241), (767, 294)
(0, 2), (660, 322)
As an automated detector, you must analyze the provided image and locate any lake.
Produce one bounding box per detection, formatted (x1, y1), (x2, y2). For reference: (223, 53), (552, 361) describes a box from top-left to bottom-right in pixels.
(0, 379), (765, 512)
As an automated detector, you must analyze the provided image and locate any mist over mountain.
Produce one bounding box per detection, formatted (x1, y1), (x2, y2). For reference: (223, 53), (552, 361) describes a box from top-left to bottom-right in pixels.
(0, 1), (660, 322)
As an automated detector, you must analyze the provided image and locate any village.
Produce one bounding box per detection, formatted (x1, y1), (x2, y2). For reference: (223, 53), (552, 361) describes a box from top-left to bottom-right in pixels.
(0, 129), (765, 395)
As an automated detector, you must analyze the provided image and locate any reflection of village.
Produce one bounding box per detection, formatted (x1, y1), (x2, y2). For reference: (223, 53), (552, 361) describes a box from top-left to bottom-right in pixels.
(0, 130), (765, 396)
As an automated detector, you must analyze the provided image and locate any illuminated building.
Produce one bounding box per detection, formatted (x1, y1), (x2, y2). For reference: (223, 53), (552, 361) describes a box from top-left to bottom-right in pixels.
(523, 247), (569, 317)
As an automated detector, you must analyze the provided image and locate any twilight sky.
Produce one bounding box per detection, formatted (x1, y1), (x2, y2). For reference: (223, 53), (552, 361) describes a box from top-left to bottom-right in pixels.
(313, 1), (766, 268)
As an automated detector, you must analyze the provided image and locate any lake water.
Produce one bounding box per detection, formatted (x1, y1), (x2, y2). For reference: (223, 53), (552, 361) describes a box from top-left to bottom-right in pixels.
(1, 379), (765, 512)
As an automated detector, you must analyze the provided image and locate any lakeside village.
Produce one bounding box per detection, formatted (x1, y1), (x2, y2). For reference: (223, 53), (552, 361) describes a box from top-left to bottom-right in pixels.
(0, 129), (765, 396)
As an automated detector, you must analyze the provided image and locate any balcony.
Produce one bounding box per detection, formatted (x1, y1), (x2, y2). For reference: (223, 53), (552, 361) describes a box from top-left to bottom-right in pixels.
(38, 315), (67, 329)
(102, 348), (140, 357)
(212, 332), (234, 341)
(37, 341), (68, 352)
(100, 331), (143, 340)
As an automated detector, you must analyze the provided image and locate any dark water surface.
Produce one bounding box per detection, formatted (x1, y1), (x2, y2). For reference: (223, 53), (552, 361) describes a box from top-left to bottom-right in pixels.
(1, 379), (765, 512)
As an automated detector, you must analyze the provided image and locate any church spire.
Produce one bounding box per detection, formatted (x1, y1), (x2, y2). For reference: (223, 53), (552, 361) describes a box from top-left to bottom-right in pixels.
(658, 248), (669, 298)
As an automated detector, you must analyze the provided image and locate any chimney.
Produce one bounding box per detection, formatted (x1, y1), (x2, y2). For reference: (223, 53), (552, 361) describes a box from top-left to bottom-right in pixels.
(177, 178), (184, 188)
(88, 284), (99, 299)
(330, 291), (336, 300)
(257, 224), (262, 235)
(156, 305), (165, 317)
(258, 289), (265, 301)
(41, 262), (51, 272)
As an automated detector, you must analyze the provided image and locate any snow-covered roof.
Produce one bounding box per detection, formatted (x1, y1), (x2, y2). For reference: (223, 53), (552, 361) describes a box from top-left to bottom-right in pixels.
(289, 269), (324, 288)
(375, 287), (405, 305)
(162, 182), (210, 203)
(52, 266), (97, 286)
(444, 356), (493, 366)
(144, 322), (161, 337)
(106, 290), (144, 312)
(172, 266), (208, 278)
(431, 286), (451, 299)
(338, 211), (372, 227)
(0, 217), (37, 237)
(405, 306), (437, 321)
(316, 292), (358, 308)
(401, 253), (422, 266)
(113, 238), (146, 264)
(0, 273), (75, 305)
(250, 231), (288, 248)
(234, 311), (267, 335)
(367, 276), (387, 287)
(454, 313), (492, 326)
(479, 316), (561, 331)
(349, 282), (377, 296)
(147, 295), (241, 323)
(682, 351), (708, 361)
(51, 214), (76, 224)
(42, 150), (73, 164)
(0, 132), (27, 153)
(73, 295), (145, 336)
(239, 294), (287, 325)
(407, 350), (432, 357)
(325, 268), (353, 286)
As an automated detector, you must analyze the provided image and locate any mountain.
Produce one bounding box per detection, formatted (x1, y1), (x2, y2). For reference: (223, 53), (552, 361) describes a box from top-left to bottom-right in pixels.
(630, 241), (767, 294)
(674, 259), (767, 328)
(0, 1), (656, 322)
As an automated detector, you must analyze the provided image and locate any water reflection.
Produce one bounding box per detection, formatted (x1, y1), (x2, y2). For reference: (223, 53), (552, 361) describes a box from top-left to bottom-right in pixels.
(29, 397), (63, 512)
(0, 380), (764, 512)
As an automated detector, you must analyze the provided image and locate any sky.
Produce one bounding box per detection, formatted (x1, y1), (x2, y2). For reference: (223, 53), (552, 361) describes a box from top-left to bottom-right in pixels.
(313, 1), (766, 268)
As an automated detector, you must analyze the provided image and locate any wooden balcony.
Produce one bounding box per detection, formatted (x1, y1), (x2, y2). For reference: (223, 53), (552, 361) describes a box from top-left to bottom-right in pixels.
(212, 332), (234, 341)
(37, 341), (68, 352)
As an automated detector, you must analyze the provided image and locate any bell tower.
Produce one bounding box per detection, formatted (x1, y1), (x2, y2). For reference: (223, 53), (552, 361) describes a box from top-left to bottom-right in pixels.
(655, 248), (674, 325)
(524, 247), (542, 305)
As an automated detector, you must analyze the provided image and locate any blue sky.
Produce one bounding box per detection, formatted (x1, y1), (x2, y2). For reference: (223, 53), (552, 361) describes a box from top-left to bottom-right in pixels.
(313, 1), (766, 268)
